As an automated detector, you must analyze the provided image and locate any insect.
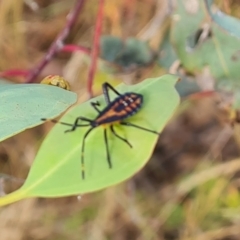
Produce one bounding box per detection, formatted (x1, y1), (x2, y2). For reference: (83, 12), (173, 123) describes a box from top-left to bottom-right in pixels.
(42, 82), (160, 179)
(40, 75), (70, 90)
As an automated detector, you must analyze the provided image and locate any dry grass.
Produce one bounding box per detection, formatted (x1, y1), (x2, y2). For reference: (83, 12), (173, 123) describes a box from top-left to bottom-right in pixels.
(1, 0), (240, 240)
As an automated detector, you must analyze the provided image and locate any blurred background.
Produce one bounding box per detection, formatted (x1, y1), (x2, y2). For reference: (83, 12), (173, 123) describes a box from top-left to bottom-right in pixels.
(1, 0), (240, 239)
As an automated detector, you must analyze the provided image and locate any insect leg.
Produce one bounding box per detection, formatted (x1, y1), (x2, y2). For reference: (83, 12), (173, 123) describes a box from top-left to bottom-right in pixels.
(103, 128), (112, 169)
(64, 117), (92, 133)
(81, 127), (95, 179)
(91, 101), (101, 113)
(110, 125), (132, 148)
(120, 122), (160, 135)
(102, 82), (122, 104)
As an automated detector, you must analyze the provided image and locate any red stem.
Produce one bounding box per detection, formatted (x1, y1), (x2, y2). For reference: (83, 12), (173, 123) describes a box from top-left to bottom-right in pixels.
(26, 0), (86, 83)
(189, 91), (216, 99)
(87, 0), (104, 98)
(62, 44), (91, 54)
(0, 69), (29, 78)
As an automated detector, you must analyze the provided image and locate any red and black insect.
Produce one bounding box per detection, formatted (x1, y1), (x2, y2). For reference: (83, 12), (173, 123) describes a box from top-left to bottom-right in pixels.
(42, 82), (159, 179)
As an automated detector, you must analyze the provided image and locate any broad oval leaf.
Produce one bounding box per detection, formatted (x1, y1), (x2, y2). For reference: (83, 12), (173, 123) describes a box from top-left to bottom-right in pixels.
(0, 84), (77, 142)
(0, 75), (179, 204)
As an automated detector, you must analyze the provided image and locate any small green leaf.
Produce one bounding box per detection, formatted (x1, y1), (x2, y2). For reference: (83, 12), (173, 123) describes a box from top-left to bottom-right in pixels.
(205, 0), (240, 39)
(100, 35), (155, 72)
(100, 35), (124, 62)
(158, 30), (201, 97)
(171, 0), (240, 80)
(0, 84), (77, 141)
(0, 75), (179, 205)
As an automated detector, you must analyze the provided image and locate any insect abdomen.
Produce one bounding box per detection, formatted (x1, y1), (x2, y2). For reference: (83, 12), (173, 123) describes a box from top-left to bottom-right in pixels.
(95, 92), (143, 125)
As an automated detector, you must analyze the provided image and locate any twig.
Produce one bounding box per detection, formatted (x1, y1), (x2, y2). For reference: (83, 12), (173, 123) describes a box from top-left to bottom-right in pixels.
(0, 69), (29, 78)
(87, 0), (104, 98)
(0, 43), (90, 80)
(62, 44), (91, 54)
(26, 0), (86, 83)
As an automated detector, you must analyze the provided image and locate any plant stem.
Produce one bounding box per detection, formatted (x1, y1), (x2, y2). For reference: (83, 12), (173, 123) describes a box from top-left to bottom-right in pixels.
(62, 44), (91, 54)
(26, 0), (86, 83)
(87, 0), (104, 98)
(0, 189), (27, 206)
(0, 69), (29, 78)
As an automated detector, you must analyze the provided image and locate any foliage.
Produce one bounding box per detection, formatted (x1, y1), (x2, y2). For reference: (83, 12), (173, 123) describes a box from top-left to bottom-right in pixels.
(0, 83), (77, 142)
(0, 75), (179, 205)
(1, 0), (240, 239)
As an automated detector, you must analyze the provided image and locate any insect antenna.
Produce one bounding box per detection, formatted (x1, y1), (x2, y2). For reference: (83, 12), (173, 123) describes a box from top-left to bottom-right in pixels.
(120, 122), (160, 135)
(41, 118), (75, 127)
(41, 118), (91, 129)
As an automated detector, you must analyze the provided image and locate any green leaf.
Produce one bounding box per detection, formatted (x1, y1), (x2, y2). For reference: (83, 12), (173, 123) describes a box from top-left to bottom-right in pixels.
(0, 84), (77, 142)
(171, 0), (240, 80)
(175, 77), (201, 97)
(100, 35), (155, 72)
(205, 0), (240, 39)
(0, 75), (179, 205)
(158, 30), (201, 97)
(100, 35), (124, 62)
